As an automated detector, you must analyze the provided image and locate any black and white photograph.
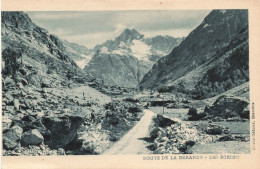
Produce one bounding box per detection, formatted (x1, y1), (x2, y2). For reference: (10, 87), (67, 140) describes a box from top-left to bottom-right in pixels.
(1, 9), (250, 156)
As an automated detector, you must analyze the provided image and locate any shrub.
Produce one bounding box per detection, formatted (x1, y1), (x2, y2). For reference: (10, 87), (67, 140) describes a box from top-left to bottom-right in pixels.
(187, 107), (206, 121)
(2, 47), (23, 79)
(188, 107), (198, 117)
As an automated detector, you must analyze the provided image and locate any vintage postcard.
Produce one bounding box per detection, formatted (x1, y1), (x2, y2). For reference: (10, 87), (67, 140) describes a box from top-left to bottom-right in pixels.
(1, 0), (260, 168)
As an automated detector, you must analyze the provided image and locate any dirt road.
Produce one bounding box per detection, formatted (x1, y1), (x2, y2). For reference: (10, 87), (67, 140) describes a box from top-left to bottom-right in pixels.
(103, 109), (155, 155)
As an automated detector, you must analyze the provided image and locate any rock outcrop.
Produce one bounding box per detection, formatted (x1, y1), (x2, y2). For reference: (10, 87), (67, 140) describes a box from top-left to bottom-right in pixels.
(3, 126), (23, 150)
(149, 117), (248, 154)
(11, 115), (50, 137)
(150, 122), (218, 154)
(21, 129), (44, 146)
(153, 114), (179, 128)
(1, 11), (112, 156)
(102, 100), (144, 142)
(205, 95), (249, 119)
(42, 115), (84, 149)
(1, 11), (95, 88)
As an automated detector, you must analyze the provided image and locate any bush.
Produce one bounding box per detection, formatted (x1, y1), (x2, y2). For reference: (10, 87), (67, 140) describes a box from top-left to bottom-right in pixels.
(2, 47), (23, 79)
(187, 107), (206, 121)
(123, 98), (139, 103)
(188, 107), (198, 117)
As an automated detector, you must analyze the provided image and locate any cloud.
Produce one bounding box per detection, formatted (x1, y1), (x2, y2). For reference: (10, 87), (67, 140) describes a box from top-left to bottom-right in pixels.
(142, 28), (191, 38)
(27, 10), (211, 49)
(61, 31), (117, 48)
(114, 24), (135, 35)
(60, 28), (190, 49)
(28, 12), (84, 20)
(115, 24), (127, 34)
(52, 28), (72, 36)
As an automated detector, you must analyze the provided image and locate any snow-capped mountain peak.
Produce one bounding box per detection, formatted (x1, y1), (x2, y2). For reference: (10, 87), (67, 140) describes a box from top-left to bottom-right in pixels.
(84, 29), (184, 87)
(130, 40), (151, 61)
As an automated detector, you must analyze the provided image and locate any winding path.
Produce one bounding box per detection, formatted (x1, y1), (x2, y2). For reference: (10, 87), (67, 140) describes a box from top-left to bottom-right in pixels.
(103, 109), (155, 155)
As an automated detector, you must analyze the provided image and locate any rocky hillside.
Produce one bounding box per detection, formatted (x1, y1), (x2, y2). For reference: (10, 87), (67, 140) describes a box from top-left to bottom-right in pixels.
(2, 11), (146, 156)
(84, 28), (183, 87)
(1, 12), (97, 88)
(61, 40), (92, 69)
(139, 9), (249, 98)
(192, 26), (248, 99)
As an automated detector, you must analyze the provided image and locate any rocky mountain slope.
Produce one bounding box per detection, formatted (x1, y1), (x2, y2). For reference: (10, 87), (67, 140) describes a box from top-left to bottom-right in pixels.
(139, 9), (249, 99)
(2, 11), (145, 156)
(1, 11), (97, 155)
(84, 29), (184, 87)
(61, 40), (92, 69)
(1, 12), (97, 88)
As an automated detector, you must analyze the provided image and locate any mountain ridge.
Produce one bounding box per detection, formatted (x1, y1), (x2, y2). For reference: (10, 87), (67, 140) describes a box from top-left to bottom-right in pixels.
(84, 28), (184, 87)
(139, 9), (249, 96)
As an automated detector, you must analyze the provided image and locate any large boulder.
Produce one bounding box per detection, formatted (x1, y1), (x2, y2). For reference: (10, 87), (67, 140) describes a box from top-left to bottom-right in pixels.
(4, 77), (15, 87)
(154, 114), (179, 128)
(42, 115), (84, 149)
(2, 116), (12, 130)
(13, 99), (20, 110)
(18, 77), (29, 86)
(78, 129), (111, 154)
(21, 129), (44, 146)
(101, 110), (133, 142)
(3, 125), (23, 150)
(206, 124), (223, 135)
(11, 115), (50, 136)
(241, 105), (250, 119)
(102, 111), (120, 127)
(205, 95), (249, 119)
(41, 79), (52, 88)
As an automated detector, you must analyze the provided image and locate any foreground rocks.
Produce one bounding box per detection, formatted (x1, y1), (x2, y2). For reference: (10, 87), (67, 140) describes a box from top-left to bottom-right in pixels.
(42, 115), (84, 149)
(2, 81), (145, 155)
(77, 126), (111, 154)
(3, 144), (66, 156)
(1, 72), (106, 155)
(151, 122), (217, 154)
(102, 100), (144, 142)
(1, 11), (146, 156)
(21, 129), (44, 146)
(3, 126), (23, 150)
(205, 95), (249, 119)
(3, 114), (85, 153)
(186, 95), (250, 121)
(149, 114), (248, 154)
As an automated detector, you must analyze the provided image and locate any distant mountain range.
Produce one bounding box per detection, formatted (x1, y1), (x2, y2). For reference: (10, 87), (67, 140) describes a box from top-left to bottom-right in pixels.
(139, 9), (249, 99)
(83, 28), (183, 87)
(2, 10), (249, 100)
(1, 11), (183, 88)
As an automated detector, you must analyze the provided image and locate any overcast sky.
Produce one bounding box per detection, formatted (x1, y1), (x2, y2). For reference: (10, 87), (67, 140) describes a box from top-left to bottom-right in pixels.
(27, 10), (210, 48)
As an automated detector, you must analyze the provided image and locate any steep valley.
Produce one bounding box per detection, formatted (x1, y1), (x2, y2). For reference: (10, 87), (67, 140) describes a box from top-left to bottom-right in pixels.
(1, 10), (250, 156)
(1, 12), (145, 155)
(139, 10), (249, 99)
